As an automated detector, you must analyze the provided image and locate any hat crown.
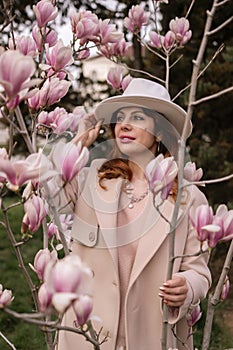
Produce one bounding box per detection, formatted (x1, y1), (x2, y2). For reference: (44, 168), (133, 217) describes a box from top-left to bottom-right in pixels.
(123, 78), (171, 102)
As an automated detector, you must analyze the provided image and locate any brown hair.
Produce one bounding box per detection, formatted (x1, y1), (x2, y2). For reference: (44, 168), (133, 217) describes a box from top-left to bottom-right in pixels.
(97, 107), (178, 199)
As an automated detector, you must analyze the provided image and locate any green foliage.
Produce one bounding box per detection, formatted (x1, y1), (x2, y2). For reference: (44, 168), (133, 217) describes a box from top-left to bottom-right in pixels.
(0, 197), (46, 349)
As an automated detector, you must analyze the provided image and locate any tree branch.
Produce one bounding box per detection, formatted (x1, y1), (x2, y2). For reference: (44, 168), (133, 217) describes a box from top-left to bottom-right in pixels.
(191, 86), (233, 106)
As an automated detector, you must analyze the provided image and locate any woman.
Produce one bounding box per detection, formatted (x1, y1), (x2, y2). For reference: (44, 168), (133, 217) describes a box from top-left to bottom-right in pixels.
(56, 78), (211, 350)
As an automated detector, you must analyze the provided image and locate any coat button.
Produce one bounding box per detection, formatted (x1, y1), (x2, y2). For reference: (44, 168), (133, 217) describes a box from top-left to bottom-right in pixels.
(89, 232), (95, 242)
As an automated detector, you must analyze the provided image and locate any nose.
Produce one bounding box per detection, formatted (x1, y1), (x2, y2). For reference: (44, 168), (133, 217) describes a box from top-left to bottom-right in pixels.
(120, 119), (132, 131)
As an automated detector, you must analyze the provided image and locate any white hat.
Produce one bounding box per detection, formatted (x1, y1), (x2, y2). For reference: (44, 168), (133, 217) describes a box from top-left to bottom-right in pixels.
(94, 78), (192, 137)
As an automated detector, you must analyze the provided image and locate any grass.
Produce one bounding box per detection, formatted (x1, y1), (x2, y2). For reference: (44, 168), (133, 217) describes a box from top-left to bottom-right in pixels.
(0, 196), (47, 350)
(0, 196), (233, 350)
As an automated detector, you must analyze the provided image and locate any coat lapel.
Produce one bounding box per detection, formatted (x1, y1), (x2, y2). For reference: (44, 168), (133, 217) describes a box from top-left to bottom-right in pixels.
(90, 177), (123, 267)
(129, 195), (177, 289)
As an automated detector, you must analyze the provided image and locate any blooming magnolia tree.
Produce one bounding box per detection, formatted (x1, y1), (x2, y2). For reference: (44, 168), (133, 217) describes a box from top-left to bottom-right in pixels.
(0, 1), (232, 349)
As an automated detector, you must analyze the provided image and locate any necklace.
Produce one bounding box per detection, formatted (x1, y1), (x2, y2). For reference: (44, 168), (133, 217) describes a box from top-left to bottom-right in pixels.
(124, 180), (149, 209)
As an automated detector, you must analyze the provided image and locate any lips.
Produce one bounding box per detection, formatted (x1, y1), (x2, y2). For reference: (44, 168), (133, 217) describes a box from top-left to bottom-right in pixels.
(119, 135), (136, 143)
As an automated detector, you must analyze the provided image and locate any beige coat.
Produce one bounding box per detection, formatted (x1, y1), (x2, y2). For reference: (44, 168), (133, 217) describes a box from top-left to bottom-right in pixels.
(56, 159), (211, 350)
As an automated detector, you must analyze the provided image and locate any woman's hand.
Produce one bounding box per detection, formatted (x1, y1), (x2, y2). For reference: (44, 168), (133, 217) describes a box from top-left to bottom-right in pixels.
(72, 113), (103, 148)
(159, 275), (188, 307)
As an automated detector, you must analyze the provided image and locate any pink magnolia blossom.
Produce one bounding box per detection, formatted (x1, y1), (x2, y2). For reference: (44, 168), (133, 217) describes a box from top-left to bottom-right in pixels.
(121, 75), (133, 91)
(9, 36), (37, 57)
(169, 17), (192, 46)
(33, 0), (58, 28)
(38, 283), (53, 312)
(44, 39), (74, 76)
(107, 67), (123, 90)
(149, 31), (163, 49)
(76, 49), (90, 60)
(51, 141), (89, 182)
(0, 150), (54, 187)
(220, 276), (230, 301)
(22, 195), (48, 233)
(0, 285), (14, 308)
(47, 214), (73, 240)
(0, 50), (35, 102)
(42, 255), (93, 313)
(32, 25), (57, 52)
(69, 10), (99, 46)
(183, 161), (203, 182)
(73, 295), (93, 326)
(210, 205), (233, 245)
(28, 78), (71, 110)
(189, 204), (214, 242)
(194, 204), (233, 248)
(0, 148), (8, 185)
(124, 5), (150, 34)
(163, 31), (176, 51)
(100, 39), (130, 59)
(71, 107), (86, 133)
(187, 305), (202, 327)
(95, 19), (123, 45)
(33, 248), (57, 281)
(37, 106), (83, 135)
(145, 154), (178, 200)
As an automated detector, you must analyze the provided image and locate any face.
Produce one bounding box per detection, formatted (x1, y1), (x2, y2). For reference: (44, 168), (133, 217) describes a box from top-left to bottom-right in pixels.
(114, 107), (157, 159)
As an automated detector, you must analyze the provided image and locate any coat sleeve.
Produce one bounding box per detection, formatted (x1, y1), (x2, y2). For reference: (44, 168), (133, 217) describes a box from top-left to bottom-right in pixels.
(168, 185), (212, 324)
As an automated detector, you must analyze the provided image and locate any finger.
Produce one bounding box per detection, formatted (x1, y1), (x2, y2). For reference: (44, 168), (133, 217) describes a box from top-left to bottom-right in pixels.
(158, 292), (187, 307)
(159, 285), (188, 295)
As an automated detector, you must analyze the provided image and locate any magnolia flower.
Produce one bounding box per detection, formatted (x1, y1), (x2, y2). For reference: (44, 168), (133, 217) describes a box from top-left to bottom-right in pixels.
(33, 248), (57, 281)
(21, 195), (48, 233)
(47, 214), (73, 241)
(163, 31), (176, 51)
(0, 285), (14, 308)
(107, 66), (123, 90)
(183, 161), (203, 182)
(121, 75), (133, 91)
(73, 295), (93, 326)
(28, 78), (71, 110)
(0, 150), (54, 187)
(44, 39), (74, 76)
(220, 276), (230, 301)
(0, 50), (35, 103)
(69, 10), (99, 46)
(190, 203), (233, 248)
(189, 204), (214, 242)
(100, 39), (130, 59)
(187, 305), (202, 327)
(33, 0), (58, 28)
(145, 154), (178, 200)
(95, 19), (123, 45)
(9, 36), (37, 57)
(41, 255), (93, 314)
(38, 283), (53, 312)
(206, 204), (233, 247)
(149, 31), (163, 49)
(169, 17), (192, 46)
(32, 25), (57, 52)
(51, 141), (89, 182)
(124, 5), (150, 33)
(76, 49), (90, 60)
(0, 148), (8, 185)
(37, 107), (78, 135)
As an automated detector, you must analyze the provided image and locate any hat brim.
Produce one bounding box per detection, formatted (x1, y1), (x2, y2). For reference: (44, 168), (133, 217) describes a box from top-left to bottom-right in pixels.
(95, 95), (192, 138)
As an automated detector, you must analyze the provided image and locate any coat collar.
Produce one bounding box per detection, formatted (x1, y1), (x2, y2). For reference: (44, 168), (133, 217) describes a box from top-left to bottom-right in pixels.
(89, 176), (185, 283)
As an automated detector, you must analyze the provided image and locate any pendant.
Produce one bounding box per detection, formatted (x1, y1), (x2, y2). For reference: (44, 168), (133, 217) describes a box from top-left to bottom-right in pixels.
(128, 202), (134, 209)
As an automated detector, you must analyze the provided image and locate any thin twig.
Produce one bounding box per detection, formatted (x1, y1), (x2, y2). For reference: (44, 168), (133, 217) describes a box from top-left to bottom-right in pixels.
(191, 86), (233, 106)
(0, 331), (17, 350)
(207, 16), (233, 35)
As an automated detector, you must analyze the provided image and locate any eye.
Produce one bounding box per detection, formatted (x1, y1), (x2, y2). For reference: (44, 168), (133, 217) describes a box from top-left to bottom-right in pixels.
(133, 114), (145, 121)
(116, 115), (124, 123)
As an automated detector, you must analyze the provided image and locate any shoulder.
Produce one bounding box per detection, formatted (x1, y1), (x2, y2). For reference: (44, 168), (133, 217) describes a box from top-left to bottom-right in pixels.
(77, 158), (106, 191)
